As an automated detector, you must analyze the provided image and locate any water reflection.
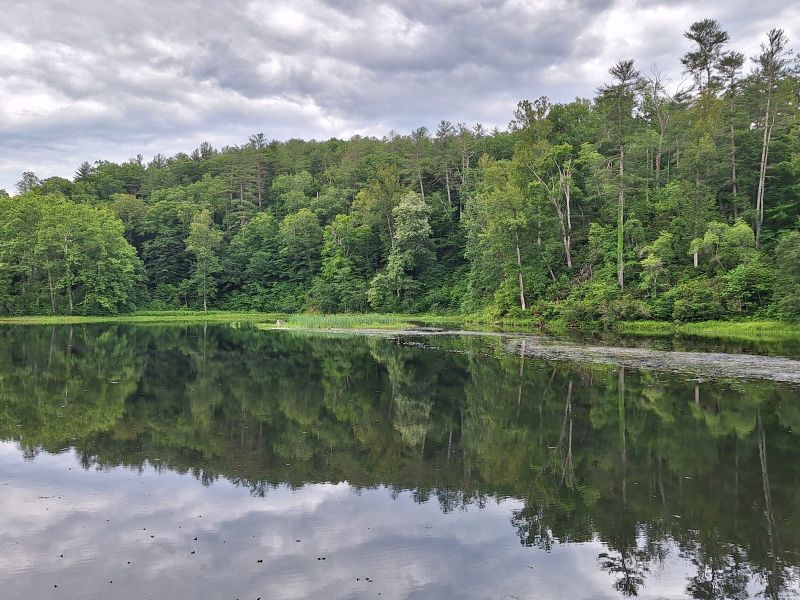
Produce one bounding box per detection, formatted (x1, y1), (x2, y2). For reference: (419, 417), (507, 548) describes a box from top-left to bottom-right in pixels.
(0, 324), (799, 599)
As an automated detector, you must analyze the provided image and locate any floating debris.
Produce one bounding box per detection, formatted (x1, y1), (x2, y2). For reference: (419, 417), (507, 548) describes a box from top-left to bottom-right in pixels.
(503, 338), (800, 385)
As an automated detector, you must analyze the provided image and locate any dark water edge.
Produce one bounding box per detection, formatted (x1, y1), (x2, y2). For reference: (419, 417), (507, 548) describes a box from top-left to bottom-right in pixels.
(1, 324), (799, 599)
(292, 328), (800, 385)
(563, 330), (800, 360)
(3, 313), (800, 359)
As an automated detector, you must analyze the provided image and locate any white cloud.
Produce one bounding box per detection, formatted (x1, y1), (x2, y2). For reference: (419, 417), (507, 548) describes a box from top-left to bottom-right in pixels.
(0, 0), (796, 192)
(0, 442), (703, 599)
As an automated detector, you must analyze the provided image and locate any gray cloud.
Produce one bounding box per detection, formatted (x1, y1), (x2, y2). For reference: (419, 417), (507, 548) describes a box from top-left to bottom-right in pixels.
(0, 0), (797, 191)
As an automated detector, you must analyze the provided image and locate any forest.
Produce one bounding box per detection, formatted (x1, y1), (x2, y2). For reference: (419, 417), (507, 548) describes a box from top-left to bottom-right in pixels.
(1, 19), (799, 324)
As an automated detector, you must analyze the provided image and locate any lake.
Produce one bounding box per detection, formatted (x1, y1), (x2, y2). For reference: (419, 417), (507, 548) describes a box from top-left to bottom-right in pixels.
(1, 324), (799, 599)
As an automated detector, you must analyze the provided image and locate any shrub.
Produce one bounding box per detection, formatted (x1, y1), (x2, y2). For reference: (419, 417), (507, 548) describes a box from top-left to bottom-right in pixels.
(721, 258), (775, 315)
(668, 278), (724, 322)
(556, 274), (648, 327)
(774, 231), (800, 320)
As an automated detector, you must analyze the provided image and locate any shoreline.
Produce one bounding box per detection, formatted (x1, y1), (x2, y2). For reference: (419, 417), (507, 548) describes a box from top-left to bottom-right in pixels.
(1, 312), (799, 384)
(0, 311), (799, 344)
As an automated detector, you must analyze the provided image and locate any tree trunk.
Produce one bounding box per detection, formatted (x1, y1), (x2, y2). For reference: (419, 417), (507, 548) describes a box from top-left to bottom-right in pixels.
(655, 150), (661, 182)
(202, 267), (208, 312)
(655, 119), (666, 187)
(460, 154), (469, 218)
(617, 144), (625, 290)
(63, 236), (73, 314)
(564, 176), (572, 268)
(536, 203), (542, 247)
(729, 95), (738, 219)
(515, 232), (526, 311)
(47, 271), (56, 313)
(444, 170), (452, 208)
(755, 86), (774, 249)
(256, 168), (263, 208)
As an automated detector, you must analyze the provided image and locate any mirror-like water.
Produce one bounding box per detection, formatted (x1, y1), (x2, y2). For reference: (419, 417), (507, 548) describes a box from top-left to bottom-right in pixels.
(1, 324), (799, 599)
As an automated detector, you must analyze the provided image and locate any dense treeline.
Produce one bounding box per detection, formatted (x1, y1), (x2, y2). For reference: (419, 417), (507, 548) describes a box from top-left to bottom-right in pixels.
(1, 19), (799, 322)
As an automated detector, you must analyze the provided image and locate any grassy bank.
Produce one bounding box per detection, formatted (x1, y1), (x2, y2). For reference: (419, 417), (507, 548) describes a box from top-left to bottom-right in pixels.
(0, 310), (281, 325)
(0, 311), (465, 330)
(2, 311), (800, 344)
(618, 320), (800, 343)
(263, 313), (465, 330)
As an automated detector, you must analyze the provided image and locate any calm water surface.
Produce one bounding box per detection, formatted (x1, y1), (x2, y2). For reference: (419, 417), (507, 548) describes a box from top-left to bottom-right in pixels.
(1, 324), (799, 599)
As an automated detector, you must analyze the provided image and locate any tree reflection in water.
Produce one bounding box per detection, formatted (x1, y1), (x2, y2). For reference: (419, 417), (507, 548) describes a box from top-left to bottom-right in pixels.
(1, 323), (799, 599)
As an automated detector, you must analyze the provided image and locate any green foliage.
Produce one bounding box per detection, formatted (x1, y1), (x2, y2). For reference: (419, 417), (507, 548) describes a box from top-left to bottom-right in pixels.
(694, 219), (757, 273)
(556, 270), (649, 326)
(280, 208), (323, 282)
(140, 198), (197, 305)
(222, 212), (281, 310)
(0, 193), (141, 314)
(272, 171), (315, 215)
(720, 257), (775, 314)
(464, 157), (537, 312)
(368, 191), (434, 311)
(773, 230), (800, 320)
(638, 232), (675, 297)
(668, 278), (724, 322)
(312, 254), (369, 312)
(186, 209), (222, 311)
(309, 213), (372, 312)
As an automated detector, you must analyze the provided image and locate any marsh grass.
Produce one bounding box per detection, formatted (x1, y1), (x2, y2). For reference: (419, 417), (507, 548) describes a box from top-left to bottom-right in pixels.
(0, 311), (281, 325)
(3, 311), (799, 343)
(261, 313), (469, 330)
(618, 320), (800, 342)
(0, 311), (463, 330)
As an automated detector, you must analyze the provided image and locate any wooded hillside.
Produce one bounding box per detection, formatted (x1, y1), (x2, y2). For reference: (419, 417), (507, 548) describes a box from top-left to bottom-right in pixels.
(2, 20), (799, 323)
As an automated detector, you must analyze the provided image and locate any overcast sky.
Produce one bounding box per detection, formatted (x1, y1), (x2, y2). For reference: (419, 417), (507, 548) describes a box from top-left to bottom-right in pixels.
(1, 0), (798, 193)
